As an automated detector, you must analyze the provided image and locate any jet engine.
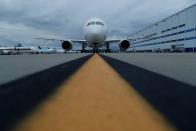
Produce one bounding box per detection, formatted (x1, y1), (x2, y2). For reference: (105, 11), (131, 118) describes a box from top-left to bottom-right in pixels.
(119, 40), (130, 51)
(62, 41), (73, 51)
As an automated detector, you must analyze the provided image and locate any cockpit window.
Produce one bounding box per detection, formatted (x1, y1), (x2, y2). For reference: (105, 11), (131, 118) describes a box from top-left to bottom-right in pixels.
(87, 22), (96, 26)
(87, 21), (104, 26)
(96, 22), (104, 26)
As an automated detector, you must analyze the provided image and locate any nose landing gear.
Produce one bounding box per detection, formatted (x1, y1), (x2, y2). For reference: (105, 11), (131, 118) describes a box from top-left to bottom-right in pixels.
(93, 47), (99, 53)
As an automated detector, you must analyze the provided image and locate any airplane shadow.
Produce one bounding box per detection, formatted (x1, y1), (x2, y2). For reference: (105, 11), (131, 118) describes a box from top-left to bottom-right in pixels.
(101, 55), (196, 131)
(0, 55), (92, 131)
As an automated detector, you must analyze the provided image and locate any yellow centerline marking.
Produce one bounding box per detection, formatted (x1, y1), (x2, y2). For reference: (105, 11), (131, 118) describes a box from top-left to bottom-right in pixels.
(13, 54), (175, 131)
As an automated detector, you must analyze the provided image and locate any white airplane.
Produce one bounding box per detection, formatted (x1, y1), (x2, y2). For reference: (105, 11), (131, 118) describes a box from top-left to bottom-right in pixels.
(37, 18), (148, 53)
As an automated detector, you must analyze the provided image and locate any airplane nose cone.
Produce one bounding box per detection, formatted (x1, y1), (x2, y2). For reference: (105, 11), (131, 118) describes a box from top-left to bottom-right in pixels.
(92, 27), (104, 37)
(85, 26), (106, 47)
(91, 33), (100, 39)
(90, 32), (103, 43)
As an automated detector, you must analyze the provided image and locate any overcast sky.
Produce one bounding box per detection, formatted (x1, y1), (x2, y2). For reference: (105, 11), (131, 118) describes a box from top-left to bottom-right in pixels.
(0, 0), (195, 46)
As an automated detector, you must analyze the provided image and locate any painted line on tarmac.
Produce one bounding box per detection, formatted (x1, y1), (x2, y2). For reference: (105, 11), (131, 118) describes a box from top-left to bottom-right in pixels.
(101, 54), (196, 131)
(0, 55), (92, 131)
(13, 54), (175, 131)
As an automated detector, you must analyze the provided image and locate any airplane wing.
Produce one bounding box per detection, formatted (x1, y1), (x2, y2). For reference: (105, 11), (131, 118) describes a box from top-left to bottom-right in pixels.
(103, 36), (157, 51)
(36, 37), (87, 44)
(104, 39), (121, 44)
(35, 36), (158, 52)
(71, 40), (87, 44)
(36, 38), (65, 41)
(104, 36), (146, 44)
(104, 37), (141, 44)
(36, 37), (87, 51)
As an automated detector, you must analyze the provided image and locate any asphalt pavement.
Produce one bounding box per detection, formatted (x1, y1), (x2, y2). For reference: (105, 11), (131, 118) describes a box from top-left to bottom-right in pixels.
(0, 54), (91, 85)
(0, 53), (196, 131)
(102, 53), (196, 86)
(0, 54), (92, 131)
(101, 53), (196, 131)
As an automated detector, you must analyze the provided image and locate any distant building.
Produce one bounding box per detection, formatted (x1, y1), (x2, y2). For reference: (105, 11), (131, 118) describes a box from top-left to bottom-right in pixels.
(129, 4), (196, 52)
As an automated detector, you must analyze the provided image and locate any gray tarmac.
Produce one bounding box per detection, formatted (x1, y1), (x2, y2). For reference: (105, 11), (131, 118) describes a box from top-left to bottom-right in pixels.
(0, 53), (196, 131)
(1, 53), (196, 86)
(101, 53), (196, 131)
(0, 54), (90, 85)
(103, 53), (196, 86)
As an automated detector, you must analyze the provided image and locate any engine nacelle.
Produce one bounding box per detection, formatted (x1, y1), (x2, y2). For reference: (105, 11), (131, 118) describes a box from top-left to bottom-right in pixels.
(62, 41), (73, 51)
(119, 40), (130, 51)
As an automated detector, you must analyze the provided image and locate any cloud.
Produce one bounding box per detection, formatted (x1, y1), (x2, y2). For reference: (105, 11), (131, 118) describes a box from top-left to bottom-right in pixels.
(0, 0), (195, 46)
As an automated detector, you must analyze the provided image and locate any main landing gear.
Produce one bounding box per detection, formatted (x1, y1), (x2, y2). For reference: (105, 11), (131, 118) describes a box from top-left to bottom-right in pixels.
(81, 44), (86, 53)
(105, 44), (111, 53)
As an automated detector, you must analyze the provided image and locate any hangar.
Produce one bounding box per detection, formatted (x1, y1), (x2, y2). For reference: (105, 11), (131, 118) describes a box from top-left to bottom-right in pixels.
(129, 4), (196, 52)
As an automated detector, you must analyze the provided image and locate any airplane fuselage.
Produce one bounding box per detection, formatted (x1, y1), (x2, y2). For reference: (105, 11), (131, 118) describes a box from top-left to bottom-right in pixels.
(83, 18), (107, 47)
